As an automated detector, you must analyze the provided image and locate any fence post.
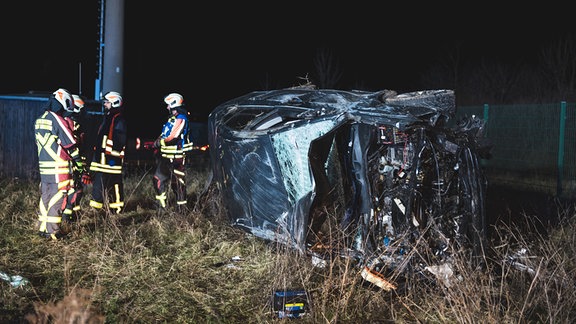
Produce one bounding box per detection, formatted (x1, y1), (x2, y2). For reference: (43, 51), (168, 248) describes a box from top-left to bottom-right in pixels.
(557, 101), (566, 197)
(483, 104), (489, 123)
(479, 104), (490, 169)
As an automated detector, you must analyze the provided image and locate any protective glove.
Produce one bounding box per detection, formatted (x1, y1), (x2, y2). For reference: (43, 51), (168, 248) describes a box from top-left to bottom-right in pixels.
(72, 162), (83, 187)
(72, 160), (84, 174)
(82, 171), (93, 185)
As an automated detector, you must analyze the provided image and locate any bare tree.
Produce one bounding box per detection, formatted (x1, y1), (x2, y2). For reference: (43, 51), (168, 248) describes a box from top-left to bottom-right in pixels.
(420, 39), (576, 104)
(538, 35), (576, 101)
(461, 58), (526, 104)
(420, 42), (463, 91)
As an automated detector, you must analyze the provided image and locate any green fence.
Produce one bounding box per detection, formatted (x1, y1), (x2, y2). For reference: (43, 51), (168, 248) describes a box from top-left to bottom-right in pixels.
(456, 102), (576, 198)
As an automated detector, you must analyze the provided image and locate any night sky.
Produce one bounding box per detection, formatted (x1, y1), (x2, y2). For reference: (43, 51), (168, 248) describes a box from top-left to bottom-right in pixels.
(1, 1), (574, 138)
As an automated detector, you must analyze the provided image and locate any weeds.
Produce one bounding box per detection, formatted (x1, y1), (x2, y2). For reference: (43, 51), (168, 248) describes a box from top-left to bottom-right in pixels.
(1, 168), (575, 323)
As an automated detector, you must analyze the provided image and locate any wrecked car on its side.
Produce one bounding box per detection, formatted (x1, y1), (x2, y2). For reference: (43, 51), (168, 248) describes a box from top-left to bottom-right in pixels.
(206, 86), (490, 289)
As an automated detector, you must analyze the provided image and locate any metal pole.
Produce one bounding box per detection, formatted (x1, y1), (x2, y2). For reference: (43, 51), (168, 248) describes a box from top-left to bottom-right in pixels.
(102, 0), (125, 95)
(94, 0), (105, 100)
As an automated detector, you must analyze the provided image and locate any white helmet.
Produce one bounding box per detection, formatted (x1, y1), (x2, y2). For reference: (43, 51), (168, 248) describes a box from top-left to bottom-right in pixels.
(52, 88), (74, 112)
(103, 91), (123, 108)
(164, 93), (184, 109)
(72, 94), (85, 113)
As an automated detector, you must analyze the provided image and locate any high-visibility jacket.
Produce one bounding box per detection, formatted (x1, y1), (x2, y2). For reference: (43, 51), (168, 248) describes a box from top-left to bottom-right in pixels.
(158, 110), (192, 159)
(34, 110), (81, 184)
(90, 108), (127, 174)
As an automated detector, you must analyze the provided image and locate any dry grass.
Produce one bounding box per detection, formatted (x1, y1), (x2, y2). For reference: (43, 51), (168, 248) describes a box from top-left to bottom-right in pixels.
(1, 165), (576, 323)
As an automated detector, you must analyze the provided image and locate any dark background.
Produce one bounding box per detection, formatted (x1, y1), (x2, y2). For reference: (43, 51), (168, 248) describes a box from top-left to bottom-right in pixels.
(1, 2), (574, 139)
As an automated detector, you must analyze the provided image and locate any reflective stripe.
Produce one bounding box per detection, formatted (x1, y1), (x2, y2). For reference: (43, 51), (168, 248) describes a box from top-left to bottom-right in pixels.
(160, 145), (185, 159)
(161, 153), (185, 159)
(35, 119), (53, 131)
(38, 190), (65, 233)
(183, 142), (194, 152)
(110, 202), (124, 210)
(90, 200), (103, 209)
(160, 145), (183, 154)
(105, 138), (125, 157)
(89, 161), (123, 174)
(39, 159), (71, 175)
(92, 134), (125, 170)
(110, 183), (124, 213)
(39, 160), (70, 167)
(49, 111), (75, 142)
(58, 180), (71, 191)
(155, 192), (167, 208)
(114, 184), (121, 205)
(38, 215), (63, 223)
(100, 135), (108, 150)
(35, 111), (79, 185)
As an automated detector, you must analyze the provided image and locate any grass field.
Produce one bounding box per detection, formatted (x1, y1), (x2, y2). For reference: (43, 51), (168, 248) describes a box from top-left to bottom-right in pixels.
(1, 165), (576, 323)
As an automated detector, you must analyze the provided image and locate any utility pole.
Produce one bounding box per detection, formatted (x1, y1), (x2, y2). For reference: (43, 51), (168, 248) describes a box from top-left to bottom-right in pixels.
(94, 0), (124, 100)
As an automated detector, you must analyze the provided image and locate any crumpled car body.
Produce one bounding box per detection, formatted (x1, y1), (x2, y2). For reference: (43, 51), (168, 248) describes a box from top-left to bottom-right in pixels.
(207, 87), (489, 284)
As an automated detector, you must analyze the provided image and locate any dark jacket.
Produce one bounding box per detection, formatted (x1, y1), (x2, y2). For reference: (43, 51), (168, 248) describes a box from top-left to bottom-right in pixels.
(89, 107), (127, 174)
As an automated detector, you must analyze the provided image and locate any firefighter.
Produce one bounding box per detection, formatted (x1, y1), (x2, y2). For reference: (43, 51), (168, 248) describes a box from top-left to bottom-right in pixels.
(62, 94), (87, 222)
(152, 93), (192, 211)
(34, 88), (84, 240)
(88, 91), (127, 214)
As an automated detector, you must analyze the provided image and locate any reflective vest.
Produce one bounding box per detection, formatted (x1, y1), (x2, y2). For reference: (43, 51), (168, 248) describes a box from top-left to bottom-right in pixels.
(159, 113), (192, 159)
(90, 110), (127, 174)
(34, 110), (80, 184)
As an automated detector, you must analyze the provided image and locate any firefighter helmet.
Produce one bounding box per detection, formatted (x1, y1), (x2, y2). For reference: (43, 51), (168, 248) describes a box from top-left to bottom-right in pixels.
(103, 91), (123, 108)
(52, 88), (74, 112)
(72, 94), (85, 113)
(164, 93), (184, 109)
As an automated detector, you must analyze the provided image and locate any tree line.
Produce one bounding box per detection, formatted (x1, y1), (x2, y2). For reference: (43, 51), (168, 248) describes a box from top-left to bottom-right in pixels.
(308, 35), (576, 106)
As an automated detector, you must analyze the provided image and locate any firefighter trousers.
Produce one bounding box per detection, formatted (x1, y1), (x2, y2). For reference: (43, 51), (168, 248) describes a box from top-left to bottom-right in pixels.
(153, 156), (187, 209)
